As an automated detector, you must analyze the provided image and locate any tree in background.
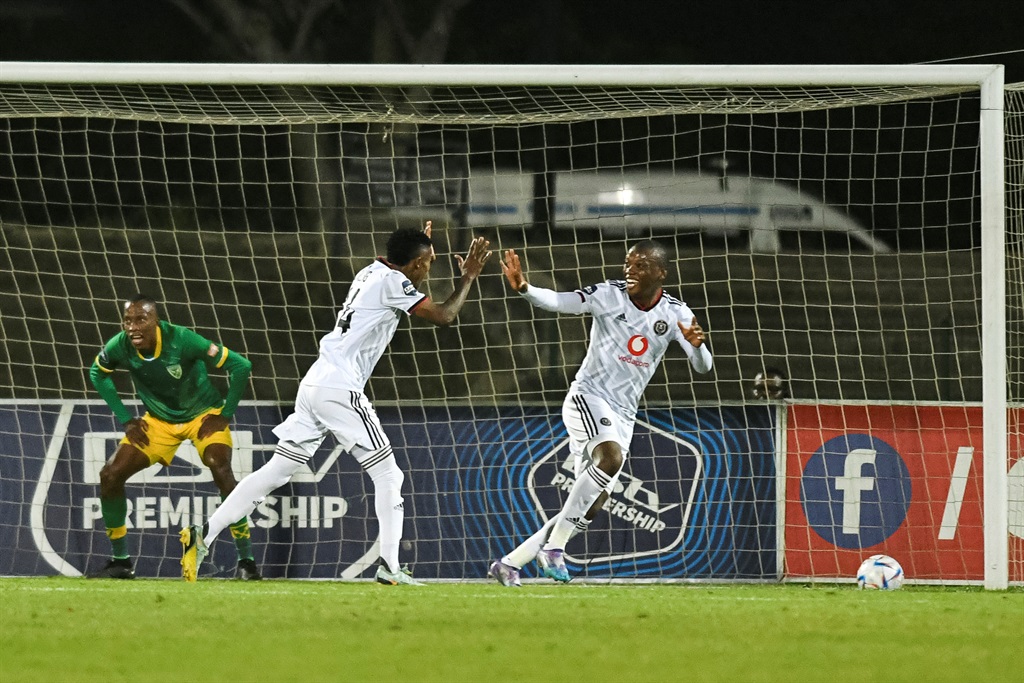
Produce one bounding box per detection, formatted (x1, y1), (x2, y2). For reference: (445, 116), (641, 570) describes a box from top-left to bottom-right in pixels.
(165, 0), (472, 233)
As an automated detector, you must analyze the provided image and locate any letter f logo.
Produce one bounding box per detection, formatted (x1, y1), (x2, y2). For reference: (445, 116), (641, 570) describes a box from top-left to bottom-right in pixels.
(834, 448), (876, 535)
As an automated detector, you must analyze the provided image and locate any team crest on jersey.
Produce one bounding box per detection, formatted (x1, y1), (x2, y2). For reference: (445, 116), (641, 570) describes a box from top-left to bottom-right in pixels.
(401, 279), (417, 295)
(99, 350), (109, 363)
(580, 285), (598, 295)
(167, 364), (182, 379)
(653, 320), (669, 335)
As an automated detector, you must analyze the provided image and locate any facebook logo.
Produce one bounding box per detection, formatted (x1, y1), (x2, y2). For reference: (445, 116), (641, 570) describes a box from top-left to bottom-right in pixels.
(801, 434), (912, 549)
(834, 448), (877, 534)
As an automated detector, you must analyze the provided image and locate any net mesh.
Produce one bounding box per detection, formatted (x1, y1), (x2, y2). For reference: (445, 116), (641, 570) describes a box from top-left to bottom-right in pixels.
(0, 70), (1013, 584)
(1005, 83), (1023, 584)
(0, 82), (976, 123)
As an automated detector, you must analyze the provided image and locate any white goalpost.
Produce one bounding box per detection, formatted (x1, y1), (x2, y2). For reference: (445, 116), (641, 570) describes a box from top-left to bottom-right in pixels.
(0, 62), (1014, 588)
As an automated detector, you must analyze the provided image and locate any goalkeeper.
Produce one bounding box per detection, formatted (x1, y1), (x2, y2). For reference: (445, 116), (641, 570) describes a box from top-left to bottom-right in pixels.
(87, 294), (259, 580)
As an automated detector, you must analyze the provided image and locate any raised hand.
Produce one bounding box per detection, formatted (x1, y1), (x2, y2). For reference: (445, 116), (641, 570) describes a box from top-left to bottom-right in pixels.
(454, 236), (492, 280)
(500, 249), (528, 293)
(679, 316), (705, 348)
(423, 220), (432, 239)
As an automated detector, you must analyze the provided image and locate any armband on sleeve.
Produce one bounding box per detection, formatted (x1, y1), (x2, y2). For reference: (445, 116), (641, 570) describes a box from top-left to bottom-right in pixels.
(520, 284), (586, 315)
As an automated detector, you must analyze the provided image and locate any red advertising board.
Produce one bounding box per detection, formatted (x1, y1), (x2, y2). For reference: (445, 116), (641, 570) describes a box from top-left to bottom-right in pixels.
(785, 404), (1023, 583)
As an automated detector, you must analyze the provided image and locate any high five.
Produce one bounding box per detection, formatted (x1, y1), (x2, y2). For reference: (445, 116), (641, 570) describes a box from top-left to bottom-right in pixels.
(182, 223), (491, 584)
(491, 240), (712, 585)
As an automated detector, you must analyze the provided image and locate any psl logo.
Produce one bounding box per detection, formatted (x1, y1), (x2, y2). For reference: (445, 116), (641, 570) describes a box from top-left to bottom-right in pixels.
(83, 431), (256, 484)
(82, 433), (353, 485)
(526, 420), (701, 566)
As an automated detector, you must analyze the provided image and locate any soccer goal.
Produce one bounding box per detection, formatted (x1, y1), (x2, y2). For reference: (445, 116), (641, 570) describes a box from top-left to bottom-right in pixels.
(0, 63), (1015, 589)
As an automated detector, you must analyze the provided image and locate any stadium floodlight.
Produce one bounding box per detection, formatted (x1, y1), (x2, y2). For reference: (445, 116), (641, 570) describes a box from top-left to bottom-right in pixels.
(0, 62), (1015, 589)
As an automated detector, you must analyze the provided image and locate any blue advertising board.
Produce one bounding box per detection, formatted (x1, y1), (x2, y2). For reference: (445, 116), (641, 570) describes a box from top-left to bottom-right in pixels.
(0, 401), (776, 580)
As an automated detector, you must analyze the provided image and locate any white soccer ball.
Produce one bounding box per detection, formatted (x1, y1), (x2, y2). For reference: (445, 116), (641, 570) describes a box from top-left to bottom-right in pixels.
(856, 554), (904, 590)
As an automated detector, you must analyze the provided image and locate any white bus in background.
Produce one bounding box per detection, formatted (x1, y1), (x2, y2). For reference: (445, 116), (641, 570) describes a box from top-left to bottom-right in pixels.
(463, 169), (889, 253)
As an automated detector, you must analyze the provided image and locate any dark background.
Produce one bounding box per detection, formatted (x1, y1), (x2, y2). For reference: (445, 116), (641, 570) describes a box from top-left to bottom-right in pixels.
(1, 0), (1020, 404)
(2, 0), (1021, 253)
(1, 0), (1022, 81)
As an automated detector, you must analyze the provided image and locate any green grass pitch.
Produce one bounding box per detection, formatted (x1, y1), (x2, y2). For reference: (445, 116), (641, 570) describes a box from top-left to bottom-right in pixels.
(1, 578), (1020, 683)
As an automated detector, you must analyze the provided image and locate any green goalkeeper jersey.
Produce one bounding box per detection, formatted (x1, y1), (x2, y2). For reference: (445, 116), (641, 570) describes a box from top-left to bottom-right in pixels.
(90, 320), (252, 424)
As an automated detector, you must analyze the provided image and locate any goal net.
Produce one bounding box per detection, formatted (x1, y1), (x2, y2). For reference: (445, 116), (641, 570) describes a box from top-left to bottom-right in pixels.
(1007, 82), (1024, 589)
(0, 64), (1013, 587)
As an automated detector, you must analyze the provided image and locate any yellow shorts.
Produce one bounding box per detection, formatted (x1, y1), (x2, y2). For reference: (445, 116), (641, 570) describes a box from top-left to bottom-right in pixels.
(121, 407), (233, 466)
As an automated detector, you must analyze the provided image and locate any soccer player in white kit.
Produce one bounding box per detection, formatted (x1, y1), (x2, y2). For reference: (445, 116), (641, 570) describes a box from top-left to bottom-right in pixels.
(181, 222), (492, 585)
(489, 240), (712, 586)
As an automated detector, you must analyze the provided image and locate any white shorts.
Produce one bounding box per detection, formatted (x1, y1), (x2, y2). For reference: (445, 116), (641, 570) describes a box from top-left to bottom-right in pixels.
(272, 383), (389, 459)
(561, 391), (633, 489)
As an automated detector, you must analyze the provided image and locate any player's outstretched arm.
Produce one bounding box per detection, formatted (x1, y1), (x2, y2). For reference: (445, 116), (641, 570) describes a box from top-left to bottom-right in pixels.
(500, 249), (528, 293)
(678, 317), (713, 373)
(413, 236), (492, 326)
(501, 248), (586, 315)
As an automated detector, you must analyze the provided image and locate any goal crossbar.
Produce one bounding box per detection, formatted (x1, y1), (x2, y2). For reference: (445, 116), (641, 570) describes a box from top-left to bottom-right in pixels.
(0, 62), (1003, 87)
(0, 61), (1011, 589)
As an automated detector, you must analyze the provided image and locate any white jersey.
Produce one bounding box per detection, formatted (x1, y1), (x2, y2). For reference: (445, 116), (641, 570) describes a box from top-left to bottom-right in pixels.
(569, 280), (712, 417)
(301, 259), (427, 390)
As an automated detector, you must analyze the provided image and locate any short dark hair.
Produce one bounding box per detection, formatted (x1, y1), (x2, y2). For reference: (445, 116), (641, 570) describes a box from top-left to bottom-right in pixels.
(386, 228), (433, 266)
(124, 293), (158, 310)
(630, 240), (669, 271)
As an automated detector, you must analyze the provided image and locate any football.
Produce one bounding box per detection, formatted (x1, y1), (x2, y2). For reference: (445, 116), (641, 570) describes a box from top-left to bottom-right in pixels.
(856, 554), (904, 590)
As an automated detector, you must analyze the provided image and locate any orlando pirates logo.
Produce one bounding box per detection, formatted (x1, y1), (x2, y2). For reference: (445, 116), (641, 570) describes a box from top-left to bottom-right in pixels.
(653, 320), (669, 336)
